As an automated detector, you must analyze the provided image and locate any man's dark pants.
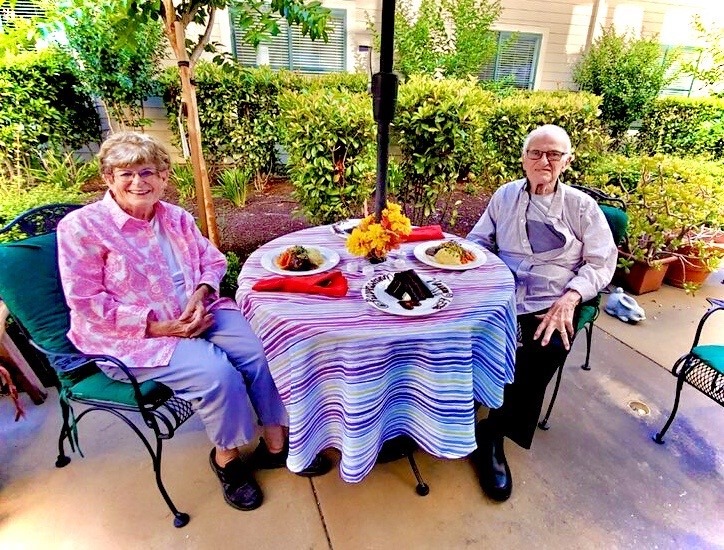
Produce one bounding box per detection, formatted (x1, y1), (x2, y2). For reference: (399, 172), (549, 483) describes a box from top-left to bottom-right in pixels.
(485, 305), (582, 449)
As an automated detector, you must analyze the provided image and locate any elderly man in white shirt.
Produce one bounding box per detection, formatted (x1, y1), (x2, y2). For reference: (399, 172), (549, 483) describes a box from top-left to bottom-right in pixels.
(467, 124), (618, 502)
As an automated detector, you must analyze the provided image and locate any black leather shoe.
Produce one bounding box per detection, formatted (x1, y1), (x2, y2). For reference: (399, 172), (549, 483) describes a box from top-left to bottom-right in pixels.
(472, 421), (512, 502)
(251, 438), (333, 477)
(209, 448), (263, 511)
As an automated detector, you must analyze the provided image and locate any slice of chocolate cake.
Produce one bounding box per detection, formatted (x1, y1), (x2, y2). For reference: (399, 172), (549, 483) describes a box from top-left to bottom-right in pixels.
(385, 270), (434, 302)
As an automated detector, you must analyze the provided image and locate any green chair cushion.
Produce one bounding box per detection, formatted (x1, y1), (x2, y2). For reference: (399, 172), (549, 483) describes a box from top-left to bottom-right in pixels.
(576, 303), (599, 332)
(600, 205), (629, 246)
(692, 345), (724, 375)
(0, 232), (76, 354)
(62, 367), (173, 406)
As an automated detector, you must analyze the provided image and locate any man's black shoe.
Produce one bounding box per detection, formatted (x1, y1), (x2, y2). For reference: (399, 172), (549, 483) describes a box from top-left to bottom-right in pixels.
(209, 448), (263, 511)
(472, 421), (512, 502)
(251, 437), (333, 477)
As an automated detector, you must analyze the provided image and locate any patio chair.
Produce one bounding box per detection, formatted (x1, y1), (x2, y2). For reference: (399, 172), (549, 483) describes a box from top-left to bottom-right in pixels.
(0, 204), (193, 528)
(538, 185), (628, 430)
(654, 297), (724, 444)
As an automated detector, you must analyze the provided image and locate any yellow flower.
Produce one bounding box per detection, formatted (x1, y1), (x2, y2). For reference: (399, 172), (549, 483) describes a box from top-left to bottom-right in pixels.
(345, 202), (411, 258)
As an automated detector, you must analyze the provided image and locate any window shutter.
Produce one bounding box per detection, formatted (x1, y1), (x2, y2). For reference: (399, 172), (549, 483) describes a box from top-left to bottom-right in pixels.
(289, 13), (345, 73)
(480, 31), (541, 90)
(1, 0), (44, 26)
(660, 46), (700, 97)
(231, 9), (345, 74)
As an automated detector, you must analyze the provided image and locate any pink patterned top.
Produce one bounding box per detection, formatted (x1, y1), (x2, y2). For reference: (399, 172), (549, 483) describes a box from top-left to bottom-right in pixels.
(57, 192), (236, 373)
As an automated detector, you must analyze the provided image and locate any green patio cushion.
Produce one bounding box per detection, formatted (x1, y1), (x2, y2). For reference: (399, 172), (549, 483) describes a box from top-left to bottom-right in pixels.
(576, 303), (599, 333)
(64, 368), (173, 406)
(692, 345), (724, 374)
(600, 205), (628, 246)
(0, 232), (76, 354)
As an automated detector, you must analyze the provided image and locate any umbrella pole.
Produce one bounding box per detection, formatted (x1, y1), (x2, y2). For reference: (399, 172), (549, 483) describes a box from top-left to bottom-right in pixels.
(372, 0), (398, 221)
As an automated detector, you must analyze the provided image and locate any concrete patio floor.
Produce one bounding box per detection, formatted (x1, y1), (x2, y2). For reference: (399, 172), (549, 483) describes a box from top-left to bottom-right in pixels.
(1, 271), (723, 550)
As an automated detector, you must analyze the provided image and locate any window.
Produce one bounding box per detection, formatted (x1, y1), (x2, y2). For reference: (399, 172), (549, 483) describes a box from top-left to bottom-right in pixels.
(660, 45), (701, 97)
(479, 31), (542, 90)
(0, 0), (43, 28)
(231, 9), (346, 74)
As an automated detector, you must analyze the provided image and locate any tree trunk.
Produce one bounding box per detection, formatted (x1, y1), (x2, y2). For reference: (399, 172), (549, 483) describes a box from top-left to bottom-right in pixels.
(163, 3), (220, 246)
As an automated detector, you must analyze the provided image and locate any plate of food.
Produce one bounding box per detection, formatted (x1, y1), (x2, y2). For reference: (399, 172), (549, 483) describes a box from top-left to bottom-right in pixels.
(362, 269), (453, 317)
(260, 245), (340, 276)
(330, 218), (362, 238)
(413, 239), (486, 270)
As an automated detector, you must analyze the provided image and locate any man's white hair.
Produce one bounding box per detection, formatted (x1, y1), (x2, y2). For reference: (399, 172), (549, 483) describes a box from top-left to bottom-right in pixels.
(521, 124), (572, 156)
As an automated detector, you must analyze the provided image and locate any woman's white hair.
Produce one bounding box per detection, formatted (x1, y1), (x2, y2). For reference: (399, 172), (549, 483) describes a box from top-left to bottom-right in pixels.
(521, 124), (572, 156)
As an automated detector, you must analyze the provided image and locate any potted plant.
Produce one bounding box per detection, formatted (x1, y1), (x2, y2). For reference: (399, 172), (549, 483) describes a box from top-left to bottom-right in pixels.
(590, 154), (724, 294)
(665, 228), (724, 291)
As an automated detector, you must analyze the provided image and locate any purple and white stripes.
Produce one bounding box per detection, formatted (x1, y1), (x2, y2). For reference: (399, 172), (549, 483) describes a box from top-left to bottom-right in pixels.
(237, 226), (516, 483)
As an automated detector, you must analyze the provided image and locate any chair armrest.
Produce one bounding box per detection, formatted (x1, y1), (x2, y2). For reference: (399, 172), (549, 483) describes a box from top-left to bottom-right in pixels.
(28, 341), (147, 408)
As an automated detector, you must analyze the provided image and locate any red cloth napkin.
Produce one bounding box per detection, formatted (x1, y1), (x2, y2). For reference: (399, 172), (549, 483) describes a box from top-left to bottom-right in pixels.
(402, 225), (444, 242)
(252, 270), (348, 297)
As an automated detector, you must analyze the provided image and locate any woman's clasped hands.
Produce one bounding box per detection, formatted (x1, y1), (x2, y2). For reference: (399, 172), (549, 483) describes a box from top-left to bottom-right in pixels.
(146, 285), (215, 338)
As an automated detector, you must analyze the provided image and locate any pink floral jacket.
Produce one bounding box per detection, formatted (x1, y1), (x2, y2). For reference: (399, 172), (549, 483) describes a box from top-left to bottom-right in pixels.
(57, 193), (236, 373)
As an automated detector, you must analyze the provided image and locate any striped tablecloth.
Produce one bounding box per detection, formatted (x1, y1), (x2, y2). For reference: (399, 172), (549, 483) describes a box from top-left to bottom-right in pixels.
(236, 225), (516, 482)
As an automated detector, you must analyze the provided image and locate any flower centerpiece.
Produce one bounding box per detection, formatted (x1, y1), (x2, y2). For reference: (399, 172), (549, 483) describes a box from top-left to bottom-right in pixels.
(346, 202), (412, 263)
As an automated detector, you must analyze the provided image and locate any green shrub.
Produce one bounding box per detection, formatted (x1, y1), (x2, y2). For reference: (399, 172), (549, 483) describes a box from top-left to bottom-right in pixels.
(279, 89), (376, 224)
(482, 90), (608, 188)
(393, 75), (494, 225)
(162, 63), (286, 182)
(220, 251), (241, 298)
(637, 96), (724, 158)
(0, 48), (100, 169)
(573, 25), (674, 140)
(0, 183), (88, 228)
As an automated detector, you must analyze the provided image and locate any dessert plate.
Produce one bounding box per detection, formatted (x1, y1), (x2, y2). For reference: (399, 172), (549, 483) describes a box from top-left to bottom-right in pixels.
(260, 246), (340, 276)
(361, 272), (453, 316)
(413, 240), (487, 270)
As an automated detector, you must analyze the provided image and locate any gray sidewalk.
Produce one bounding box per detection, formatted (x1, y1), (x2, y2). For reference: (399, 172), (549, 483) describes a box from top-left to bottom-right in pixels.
(1, 271), (723, 549)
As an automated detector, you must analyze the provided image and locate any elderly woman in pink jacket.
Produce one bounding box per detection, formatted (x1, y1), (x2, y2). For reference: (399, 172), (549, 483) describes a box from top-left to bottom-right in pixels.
(57, 132), (330, 512)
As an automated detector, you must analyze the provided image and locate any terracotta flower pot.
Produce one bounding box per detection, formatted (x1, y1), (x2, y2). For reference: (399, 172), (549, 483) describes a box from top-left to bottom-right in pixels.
(664, 256), (713, 288)
(613, 254), (677, 295)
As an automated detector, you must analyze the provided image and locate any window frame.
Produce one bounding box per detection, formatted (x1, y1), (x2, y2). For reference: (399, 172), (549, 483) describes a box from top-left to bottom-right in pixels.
(480, 30), (542, 90)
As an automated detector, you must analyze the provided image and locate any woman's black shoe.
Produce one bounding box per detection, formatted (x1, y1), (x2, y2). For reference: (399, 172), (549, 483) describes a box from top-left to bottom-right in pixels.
(251, 438), (333, 477)
(472, 421), (512, 502)
(209, 448), (263, 511)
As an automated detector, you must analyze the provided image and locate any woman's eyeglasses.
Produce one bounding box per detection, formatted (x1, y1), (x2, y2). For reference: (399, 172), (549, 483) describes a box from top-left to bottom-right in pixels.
(526, 149), (568, 162)
(112, 169), (159, 183)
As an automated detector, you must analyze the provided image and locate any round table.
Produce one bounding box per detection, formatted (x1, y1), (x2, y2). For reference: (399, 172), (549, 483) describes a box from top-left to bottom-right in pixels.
(236, 225), (516, 482)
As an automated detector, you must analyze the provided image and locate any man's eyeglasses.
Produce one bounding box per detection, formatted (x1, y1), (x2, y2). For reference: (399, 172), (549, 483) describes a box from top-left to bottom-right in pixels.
(526, 149), (568, 162)
(112, 168), (159, 183)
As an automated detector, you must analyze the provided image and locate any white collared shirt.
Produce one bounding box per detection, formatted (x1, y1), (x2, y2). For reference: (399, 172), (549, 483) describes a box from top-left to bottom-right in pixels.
(467, 178), (618, 314)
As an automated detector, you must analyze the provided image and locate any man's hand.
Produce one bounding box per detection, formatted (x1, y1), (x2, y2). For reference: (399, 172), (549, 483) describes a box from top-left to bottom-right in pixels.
(533, 290), (582, 350)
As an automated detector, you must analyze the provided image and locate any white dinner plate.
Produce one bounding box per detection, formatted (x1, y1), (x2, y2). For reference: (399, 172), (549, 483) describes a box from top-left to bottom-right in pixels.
(260, 245), (340, 276)
(413, 240), (487, 270)
(361, 272), (453, 317)
(330, 218), (362, 238)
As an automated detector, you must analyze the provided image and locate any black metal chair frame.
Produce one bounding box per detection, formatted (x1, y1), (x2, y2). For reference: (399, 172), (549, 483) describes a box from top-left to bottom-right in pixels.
(654, 297), (724, 444)
(538, 185), (627, 431)
(0, 204), (194, 527)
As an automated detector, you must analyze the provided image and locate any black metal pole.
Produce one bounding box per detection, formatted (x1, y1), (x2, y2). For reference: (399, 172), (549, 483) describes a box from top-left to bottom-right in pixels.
(372, 0), (398, 221)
